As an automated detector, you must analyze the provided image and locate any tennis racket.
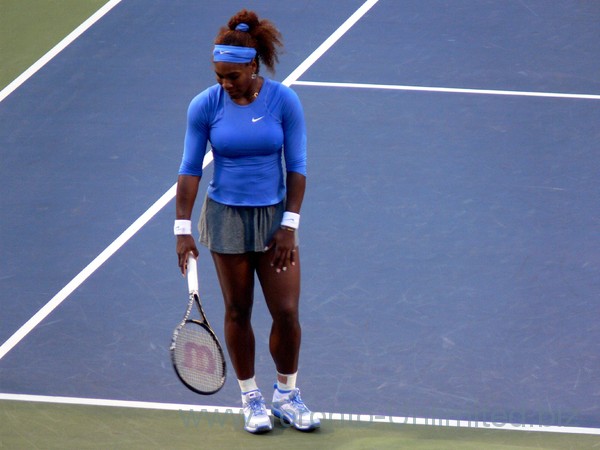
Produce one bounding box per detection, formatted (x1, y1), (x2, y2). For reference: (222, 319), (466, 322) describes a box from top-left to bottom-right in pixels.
(171, 254), (226, 394)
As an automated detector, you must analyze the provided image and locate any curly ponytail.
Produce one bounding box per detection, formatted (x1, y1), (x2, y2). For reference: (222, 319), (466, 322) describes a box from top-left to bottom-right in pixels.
(214, 9), (283, 74)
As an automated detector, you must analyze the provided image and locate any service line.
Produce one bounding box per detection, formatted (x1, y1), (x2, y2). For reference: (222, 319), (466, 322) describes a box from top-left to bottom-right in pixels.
(293, 80), (600, 101)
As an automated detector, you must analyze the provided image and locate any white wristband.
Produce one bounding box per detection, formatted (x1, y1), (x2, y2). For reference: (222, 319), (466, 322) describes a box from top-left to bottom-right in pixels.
(174, 219), (192, 235)
(281, 211), (300, 229)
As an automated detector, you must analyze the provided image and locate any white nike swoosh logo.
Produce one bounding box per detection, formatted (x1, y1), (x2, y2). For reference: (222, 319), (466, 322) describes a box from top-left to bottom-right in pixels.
(219, 50), (230, 54)
(252, 116), (264, 123)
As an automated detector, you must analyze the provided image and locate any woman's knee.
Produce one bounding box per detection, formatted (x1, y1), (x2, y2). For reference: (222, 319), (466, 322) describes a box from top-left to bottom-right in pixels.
(270, 300), (299, 327)
(224, 300), (253, 325)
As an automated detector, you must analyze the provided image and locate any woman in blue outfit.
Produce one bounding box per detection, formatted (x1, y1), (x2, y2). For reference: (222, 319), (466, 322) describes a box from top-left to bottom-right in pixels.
(174, 9), (320, 434)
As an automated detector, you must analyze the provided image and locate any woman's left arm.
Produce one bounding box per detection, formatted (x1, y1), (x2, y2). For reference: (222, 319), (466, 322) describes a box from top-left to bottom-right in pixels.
(268, 172), (305, 272)
(284, 172), (306, 214)
(267, 86), (307, 271)
(281, 86), (307, 214)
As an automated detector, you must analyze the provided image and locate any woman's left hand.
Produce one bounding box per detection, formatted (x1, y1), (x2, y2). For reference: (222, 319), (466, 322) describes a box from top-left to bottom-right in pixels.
(264, 228), (296, 273)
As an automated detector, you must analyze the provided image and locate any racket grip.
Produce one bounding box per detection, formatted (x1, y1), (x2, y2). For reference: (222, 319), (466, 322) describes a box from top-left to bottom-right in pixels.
(187, 253), (199, 293)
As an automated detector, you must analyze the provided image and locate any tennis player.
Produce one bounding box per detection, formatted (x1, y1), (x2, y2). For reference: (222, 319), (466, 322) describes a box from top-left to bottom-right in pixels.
(174, 9), (320, 433)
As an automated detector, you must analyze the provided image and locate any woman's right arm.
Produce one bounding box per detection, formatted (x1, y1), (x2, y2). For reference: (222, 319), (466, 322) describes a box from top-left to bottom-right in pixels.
(176, 92), (211, 274)
(175, 174), (201, 275)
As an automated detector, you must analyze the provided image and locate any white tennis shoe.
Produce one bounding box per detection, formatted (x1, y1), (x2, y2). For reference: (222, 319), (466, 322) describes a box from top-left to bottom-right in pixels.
(271, 385), (320, 431)
(242, 390), (272, 433)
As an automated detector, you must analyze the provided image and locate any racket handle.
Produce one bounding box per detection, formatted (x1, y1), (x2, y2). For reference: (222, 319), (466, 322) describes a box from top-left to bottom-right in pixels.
(187, 253), (199, 293)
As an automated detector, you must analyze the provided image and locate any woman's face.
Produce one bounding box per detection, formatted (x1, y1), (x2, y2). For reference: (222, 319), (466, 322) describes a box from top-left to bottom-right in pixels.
(213, 60), (257, 101)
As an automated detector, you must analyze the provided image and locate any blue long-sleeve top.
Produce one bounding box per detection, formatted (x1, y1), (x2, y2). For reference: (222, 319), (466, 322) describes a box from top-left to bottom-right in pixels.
(178, 78), (307, 207)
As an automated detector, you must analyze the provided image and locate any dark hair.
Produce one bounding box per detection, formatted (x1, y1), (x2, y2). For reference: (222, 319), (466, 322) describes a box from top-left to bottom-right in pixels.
(214, 9), (283, 74)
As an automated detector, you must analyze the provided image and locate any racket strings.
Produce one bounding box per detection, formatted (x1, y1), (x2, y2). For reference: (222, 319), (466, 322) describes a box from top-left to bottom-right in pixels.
(173, 323), (225, 392)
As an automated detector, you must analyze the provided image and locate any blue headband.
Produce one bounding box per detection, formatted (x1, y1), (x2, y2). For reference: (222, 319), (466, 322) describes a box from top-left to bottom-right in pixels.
(213, 45), (257, 63)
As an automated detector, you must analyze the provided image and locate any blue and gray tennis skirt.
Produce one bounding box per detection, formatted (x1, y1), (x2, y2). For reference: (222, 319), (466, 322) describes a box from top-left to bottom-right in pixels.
(198, 196), (298, 254)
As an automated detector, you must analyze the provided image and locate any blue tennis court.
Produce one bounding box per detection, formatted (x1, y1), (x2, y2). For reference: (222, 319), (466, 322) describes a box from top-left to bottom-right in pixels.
(1, 0), (599, 444)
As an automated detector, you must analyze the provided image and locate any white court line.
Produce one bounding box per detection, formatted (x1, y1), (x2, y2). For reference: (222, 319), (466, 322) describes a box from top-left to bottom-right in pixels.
(0, 0), (378, 358)
(0, 151), (210, 362)
(293, 80), (600, 100)
(282, 0), (379, 85)
(1, 393), (599, 436)
(0, 0), (123, 104)
(0, 185), (177, 359)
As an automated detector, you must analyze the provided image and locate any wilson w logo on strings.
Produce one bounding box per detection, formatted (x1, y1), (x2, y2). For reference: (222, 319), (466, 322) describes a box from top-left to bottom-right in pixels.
(183, 342), (216, 375)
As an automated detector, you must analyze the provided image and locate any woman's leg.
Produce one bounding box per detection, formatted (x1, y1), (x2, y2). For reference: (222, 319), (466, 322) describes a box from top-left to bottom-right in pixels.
(256, 248), (302, 375)
(257, 248), (320, 430)
(213, 251), (274, 433)
(211, 252), (257, 380)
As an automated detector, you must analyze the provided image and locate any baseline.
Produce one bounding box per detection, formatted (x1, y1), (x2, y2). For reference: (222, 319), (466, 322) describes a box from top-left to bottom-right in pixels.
(1, 393), (599, 436)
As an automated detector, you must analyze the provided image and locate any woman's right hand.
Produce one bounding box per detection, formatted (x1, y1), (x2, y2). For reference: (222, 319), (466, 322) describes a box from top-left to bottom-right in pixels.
(176, 235), (199, 276)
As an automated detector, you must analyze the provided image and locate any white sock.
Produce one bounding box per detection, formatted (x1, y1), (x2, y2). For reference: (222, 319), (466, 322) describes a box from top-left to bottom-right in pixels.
(276, 372), (297, 392)
(238, 376), (259, 394)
